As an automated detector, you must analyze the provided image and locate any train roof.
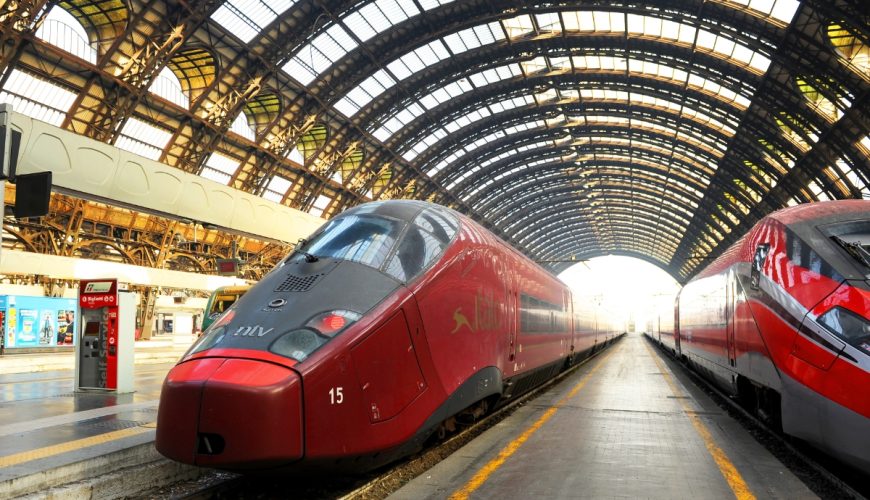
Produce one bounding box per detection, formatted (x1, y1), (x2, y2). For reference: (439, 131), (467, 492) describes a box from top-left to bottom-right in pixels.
(341, 200), (458, 224)
(766, 199), (869, 227)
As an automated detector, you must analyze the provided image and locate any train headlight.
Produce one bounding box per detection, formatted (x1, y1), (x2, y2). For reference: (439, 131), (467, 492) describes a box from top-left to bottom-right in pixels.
(306, 310), (362, 337)
(269, 310), (362, 361)
(817, 307), (870, 355)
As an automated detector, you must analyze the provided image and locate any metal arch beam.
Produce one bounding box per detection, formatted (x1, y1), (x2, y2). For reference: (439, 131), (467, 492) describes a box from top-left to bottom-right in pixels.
(387, 68), (747, 164)
(504, 189), (688, 248)
(318, 4), (776, 113)
(489, 186), (688, 250)
(470, 159), (698, 234)
(464, 143), (700, 217)
(441, 119), (722, 192)
(450, 129), (716, 201)
(517, 208), (683, 261)
(532, 221), (676, 261)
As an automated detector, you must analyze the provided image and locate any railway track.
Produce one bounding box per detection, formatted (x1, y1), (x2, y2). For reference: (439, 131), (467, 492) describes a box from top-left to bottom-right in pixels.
(647, 337), (869, 500)
(141, 344), (618, 500)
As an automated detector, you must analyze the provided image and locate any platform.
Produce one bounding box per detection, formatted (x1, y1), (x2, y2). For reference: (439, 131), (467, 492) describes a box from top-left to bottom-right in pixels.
(0, 336), (201, 498)
(392, 333), (816, 499)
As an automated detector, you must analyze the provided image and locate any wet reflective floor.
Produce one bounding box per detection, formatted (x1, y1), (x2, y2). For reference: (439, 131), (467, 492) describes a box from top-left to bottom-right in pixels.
(0, 363), (173, 485)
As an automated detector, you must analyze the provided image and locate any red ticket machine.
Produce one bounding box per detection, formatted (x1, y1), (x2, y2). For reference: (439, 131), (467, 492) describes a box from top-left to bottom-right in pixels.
(76, 279), (135, 392)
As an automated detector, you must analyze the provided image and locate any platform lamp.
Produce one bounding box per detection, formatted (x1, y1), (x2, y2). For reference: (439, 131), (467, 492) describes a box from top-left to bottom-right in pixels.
(0, 104), (52, 219)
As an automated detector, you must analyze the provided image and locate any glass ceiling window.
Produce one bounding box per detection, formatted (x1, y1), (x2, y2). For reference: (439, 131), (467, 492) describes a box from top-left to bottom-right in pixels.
(334, 23), (504, 116)
(149, 67), (189, 108)
(285, 0), (455, 86)
(335, 69), (397, 116)
(283, 24), (360, 86)
(211, 0), (297, 44)
(35, 7), (97, 64)
(116, 117), (172, 161)
(229, 112), (256, 141)
(309, 194), (332, 217)
(715, 0), (801, 26)
(334, 41), (451, 116)
(402, 95), (536, 161)
(371, 64), (524, 142)
(426, 120), (546, 177)
(263, 176), (293, 203)
(336, 10), (769, 121)
(0, 69), (76, 126)
(201, 152), (240, 185)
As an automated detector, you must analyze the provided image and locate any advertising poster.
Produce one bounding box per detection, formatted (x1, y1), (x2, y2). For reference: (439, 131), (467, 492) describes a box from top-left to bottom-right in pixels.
(0, 296), (78, 349)
(17, 309), (38, 347)
(56, 310), (75, 345)
(39, 311), (55, 345)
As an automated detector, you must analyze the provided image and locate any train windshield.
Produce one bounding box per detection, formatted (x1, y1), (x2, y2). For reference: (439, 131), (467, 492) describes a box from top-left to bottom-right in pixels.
(824, 220), (870, 277)
(290, 215), (403, 270)
(287, 205), (458, 283)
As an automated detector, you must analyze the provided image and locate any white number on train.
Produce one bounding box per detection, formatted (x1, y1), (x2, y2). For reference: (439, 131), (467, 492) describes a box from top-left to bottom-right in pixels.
(329, 387), (344, 404)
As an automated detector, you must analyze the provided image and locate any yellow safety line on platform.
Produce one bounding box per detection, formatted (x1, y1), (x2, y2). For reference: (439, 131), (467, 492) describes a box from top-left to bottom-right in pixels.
(0, 425), (152, 468)
(644, 342), (755, 500)
(449, 346), (618, 500)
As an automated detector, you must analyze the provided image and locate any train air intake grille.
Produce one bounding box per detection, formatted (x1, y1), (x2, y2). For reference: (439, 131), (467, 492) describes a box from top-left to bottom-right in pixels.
(275, 273), (322, 292)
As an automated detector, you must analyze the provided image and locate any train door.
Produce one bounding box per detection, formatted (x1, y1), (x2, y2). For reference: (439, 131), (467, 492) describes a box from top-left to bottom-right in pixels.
(673, 295), (681, 356)
(508, 289), (518, 362)
(726, 270), (737, 367)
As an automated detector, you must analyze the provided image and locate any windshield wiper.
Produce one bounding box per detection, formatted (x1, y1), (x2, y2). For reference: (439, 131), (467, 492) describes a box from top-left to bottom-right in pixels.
(831, 235), (870, 268)
(293, 238), (319, 263)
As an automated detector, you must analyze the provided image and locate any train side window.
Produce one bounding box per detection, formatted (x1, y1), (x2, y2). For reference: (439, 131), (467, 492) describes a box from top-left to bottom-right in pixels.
(751, 243), (770, 290)
(415, 209), (457, 245)
(384, 226), (444, 282)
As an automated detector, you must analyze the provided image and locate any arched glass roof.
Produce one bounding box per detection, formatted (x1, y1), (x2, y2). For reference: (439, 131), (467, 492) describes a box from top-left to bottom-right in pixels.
(4, 0), (866, 282)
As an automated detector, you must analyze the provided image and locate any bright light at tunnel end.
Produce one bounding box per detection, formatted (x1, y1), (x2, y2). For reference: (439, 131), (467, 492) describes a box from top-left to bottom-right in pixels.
(558, 255), (681, 333)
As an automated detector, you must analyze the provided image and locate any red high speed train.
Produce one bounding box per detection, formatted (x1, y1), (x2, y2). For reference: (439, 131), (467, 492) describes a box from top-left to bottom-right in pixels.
(650, 200), (869, 473)
(156, 200), (621, 472)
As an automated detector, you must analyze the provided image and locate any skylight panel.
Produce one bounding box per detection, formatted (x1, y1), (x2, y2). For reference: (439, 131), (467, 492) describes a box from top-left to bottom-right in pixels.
(469, 64), (521, 87)
(116, 117), (172, 161)
(36, 7), (97, 64)
(201, 152), (240, 185)
(502, 14), (535, 39)
(419, 78), (474, 109)
(594, 11), (624, 32)
(229, 113), (256, 141)
(443, 22), (505, 54)
(550, 56), (571, 71)
(768, 0), (800, 23)
(284, 24), (359, 86)
(263, 176), (293, 203)
(521, 57), (549, 74)
(372, 101), (426, 141)
(536, 12), (562, 33)
(0, 69), (76, 126)
(419, 0), (456, 11)
(211, 0), (296, 43)
(335, 69), (397, 116)
(387, 40), (450, 79)
(149, 67), (189, 108)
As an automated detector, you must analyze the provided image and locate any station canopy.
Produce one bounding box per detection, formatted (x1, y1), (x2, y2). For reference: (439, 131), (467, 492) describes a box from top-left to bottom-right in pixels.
(2, 0), (868, 281)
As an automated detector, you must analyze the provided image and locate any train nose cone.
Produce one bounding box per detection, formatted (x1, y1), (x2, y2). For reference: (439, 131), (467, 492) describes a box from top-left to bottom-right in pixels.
(156, 358), (303, 469)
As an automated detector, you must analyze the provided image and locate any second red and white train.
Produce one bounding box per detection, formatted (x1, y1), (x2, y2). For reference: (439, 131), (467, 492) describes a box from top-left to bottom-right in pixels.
(648, 200), (870, 473)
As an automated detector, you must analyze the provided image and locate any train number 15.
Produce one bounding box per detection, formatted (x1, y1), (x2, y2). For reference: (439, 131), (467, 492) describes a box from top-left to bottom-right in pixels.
(329, 387), (344, 404)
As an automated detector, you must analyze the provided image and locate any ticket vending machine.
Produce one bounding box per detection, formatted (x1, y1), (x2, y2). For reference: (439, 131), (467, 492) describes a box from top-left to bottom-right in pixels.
(76, 279), (135, 393)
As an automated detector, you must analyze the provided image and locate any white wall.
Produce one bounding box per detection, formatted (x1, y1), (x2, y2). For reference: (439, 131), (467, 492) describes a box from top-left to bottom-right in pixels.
(172, 313), (193, 335)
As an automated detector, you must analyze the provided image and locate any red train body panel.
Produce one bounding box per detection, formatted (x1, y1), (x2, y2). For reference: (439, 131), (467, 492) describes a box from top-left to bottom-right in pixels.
(156, 200), (621, 472)
(664, 200), (870, 473)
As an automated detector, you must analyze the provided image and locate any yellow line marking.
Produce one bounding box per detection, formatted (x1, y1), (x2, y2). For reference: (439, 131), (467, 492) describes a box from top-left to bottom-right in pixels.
(644, 341), (755, 500)
(450, 347), (618, 500)
(0, 425), (153, 468)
